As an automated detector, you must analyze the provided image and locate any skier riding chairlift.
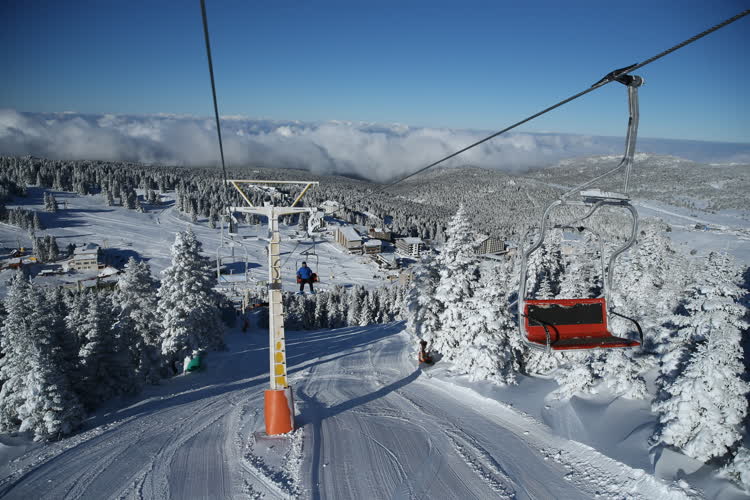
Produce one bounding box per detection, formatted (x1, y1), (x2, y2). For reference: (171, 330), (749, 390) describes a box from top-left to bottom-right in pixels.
(296, 261), (317, 294)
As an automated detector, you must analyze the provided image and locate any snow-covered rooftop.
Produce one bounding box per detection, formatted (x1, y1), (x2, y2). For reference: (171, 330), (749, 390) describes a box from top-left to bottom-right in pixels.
(400, 237), (423, 245)
(338, 226), (361, 241)
(74, 243), (100, 256)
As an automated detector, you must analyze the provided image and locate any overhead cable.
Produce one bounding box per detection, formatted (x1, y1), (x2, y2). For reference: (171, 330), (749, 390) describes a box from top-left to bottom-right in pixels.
(200, 0), (228, 189)
(372, 9), (749, 193)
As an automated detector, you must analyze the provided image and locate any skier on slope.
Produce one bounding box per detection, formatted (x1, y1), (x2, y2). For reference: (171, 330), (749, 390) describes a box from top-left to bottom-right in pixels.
(296, 261), (315, 294)
(418, 340), (434, 365)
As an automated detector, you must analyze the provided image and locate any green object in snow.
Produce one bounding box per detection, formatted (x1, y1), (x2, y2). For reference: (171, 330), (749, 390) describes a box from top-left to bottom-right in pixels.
(186, 356), (202, 372)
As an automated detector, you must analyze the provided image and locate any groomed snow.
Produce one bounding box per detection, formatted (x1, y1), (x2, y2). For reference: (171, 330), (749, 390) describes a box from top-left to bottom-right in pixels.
(0, 324), (713, 499)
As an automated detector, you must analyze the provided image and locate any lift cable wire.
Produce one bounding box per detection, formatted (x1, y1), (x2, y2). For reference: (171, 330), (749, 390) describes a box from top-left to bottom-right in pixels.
(200, 0), (228, 190)
(365, 9), (749, 196)
(198, 2), (747, 204)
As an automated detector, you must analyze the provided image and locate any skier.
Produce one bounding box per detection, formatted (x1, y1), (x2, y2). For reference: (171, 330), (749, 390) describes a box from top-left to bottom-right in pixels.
(296, 261), (315, 294)
(418, 340), (434, 365)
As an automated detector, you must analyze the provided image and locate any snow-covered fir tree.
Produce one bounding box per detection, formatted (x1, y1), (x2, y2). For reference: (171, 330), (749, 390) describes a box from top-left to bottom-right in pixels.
(0, 273), (35, 431)
(452, 260), (523, 384)
(158, 229), (225, 371)
(405, 253), (442, 342)
(346, 287), (363, 327)
(16, 287), (84, 440)
(652, 252), (749, 463)
(78, 293), (118, 409)
(112, 258), (163, 388)
(359, 292), (375, 327)
(721, 447), (750, 492)
(0, 273), (84, 439)
(432, 204), (480, 358)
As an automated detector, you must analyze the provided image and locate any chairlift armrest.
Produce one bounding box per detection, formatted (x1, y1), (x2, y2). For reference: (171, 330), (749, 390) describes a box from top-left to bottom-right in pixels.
(609, 310), (643, 345)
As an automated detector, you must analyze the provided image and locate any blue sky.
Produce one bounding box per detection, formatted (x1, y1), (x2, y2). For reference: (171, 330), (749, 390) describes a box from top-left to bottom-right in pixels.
(1, 1), (748, 143)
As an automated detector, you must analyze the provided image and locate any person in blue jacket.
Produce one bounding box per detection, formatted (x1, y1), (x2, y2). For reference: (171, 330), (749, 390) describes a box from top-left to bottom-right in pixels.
(297, 261), (315, 293)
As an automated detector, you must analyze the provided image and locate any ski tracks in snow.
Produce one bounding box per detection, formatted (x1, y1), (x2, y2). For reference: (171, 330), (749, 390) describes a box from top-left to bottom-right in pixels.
(294, 327), (698, 500)
(0, 326), (700, 499)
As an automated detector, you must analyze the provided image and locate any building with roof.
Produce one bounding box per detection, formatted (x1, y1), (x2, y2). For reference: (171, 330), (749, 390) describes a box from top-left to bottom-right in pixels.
(363, 239), (382, 255)
(368, 227), (393, 242)
(473, 234), (505, 256)
(68, 243), (103, 271)
(335, 226), (363, 254)
(396, 237), (425, 257)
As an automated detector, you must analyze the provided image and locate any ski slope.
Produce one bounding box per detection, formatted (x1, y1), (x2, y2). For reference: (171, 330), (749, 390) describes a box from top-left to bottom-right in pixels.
(0, 323), (698, 499)
(0, 187), (386, 296)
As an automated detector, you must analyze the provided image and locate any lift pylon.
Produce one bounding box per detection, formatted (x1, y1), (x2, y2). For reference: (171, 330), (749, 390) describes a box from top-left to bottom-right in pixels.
(228, 179), (318, 435)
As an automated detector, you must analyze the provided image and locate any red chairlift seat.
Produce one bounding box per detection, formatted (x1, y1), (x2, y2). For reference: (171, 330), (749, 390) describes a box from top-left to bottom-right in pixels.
(523, 298), (641, 350)
(296, 273), (318, 284)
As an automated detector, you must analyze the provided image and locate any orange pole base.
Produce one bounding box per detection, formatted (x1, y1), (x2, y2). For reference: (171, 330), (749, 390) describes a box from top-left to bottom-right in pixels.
(264, 387), (295, 435)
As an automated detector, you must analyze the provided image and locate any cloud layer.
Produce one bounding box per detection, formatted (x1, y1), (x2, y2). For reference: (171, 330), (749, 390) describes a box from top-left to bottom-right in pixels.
(1, 110), (747, 182)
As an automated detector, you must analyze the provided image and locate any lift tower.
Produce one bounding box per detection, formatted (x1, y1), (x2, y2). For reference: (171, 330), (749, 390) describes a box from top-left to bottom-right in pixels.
(228, 179), (318, 435)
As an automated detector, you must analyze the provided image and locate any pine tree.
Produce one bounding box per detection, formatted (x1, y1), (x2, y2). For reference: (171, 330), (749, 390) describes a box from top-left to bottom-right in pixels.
(452, 261), (522, 384)
(433, 204), (479, 358)
(405, 253), (442, 341)
(158, 230), (224, 371)
(359, 292), (375, 326)
(17, 288), (84, 440)
(721, 447), (750, 491)
(0, 273), (34, 431)
(111, 259), (162, 390)
(314, 292), (328, 328)
(346, 287), (363, 326)
(325, 288), (340, 328)
(652, 253), (749, 463)
(78, 293), (118, 409)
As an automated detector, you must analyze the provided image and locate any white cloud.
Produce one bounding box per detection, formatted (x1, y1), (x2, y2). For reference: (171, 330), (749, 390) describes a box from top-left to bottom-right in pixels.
(0, 109), (747, 182)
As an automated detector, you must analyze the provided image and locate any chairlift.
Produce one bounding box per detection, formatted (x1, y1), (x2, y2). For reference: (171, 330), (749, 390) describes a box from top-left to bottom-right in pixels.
(517, 73), (645, 352)
(295, 243), (320, 284)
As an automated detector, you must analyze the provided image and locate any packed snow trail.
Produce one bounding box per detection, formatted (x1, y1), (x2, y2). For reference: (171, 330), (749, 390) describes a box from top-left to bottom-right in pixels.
(0, 323), (693, 499)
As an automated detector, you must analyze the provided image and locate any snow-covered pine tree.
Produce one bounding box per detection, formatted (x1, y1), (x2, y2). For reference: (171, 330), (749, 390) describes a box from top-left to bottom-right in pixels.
(65, 290), (91, 347)
(0, 273), (34, 431)
(158, 229), (225, 371)
(590, 349), (648, 399)
(314, 292), (328, 328)
(721, 447), (750, 492)
(433, 204), (480, 359)
(551, 351), (604, 400)
(652, 252), (749, 463)
(359, 291), (375, 327)
(17, 287), (84, 440)
(44, 287), (79, 378)
(325, 288), (341, 328)
(452, 260), (522, 384)
(405, 253), (442, 341)
(346, 287), (363, 327)
(112, 258), (162, 388)
(78, 292), (118, 409)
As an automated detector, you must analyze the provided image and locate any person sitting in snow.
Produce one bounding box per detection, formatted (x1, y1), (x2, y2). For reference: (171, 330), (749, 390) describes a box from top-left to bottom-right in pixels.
(296, 261), (315, 294)
(418, 340), (434, 365)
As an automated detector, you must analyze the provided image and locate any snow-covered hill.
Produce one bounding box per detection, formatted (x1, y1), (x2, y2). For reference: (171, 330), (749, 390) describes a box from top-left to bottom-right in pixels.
(2, 323), (732, 499)
(0, 156), (747, 498)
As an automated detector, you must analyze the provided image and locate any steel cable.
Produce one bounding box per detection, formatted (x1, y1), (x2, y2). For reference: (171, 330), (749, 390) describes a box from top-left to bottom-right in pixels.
(200, 0), (228, 189)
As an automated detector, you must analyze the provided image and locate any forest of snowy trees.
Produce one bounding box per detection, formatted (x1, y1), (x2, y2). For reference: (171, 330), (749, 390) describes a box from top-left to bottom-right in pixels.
(406, 204), (750, 487)
(0, 229), (226, 441)
(0, 154), (747, 488)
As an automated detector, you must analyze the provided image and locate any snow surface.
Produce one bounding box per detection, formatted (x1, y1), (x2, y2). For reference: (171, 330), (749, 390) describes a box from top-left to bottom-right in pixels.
(0, 187), (385, 296)
(0, 187), (748, 498)
(0, 323), (721, 499)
